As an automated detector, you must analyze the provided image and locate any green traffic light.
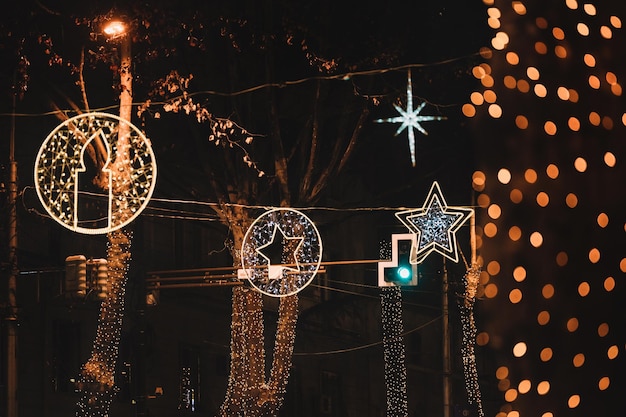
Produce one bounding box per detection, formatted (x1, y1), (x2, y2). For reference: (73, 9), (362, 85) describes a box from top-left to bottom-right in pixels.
(397, 266), (412, 281)
(383, 260), (417, 285)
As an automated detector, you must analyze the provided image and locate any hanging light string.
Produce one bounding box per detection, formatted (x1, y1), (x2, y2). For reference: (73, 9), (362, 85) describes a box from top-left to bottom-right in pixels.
(219, 288), (299, 415)
(381, 286), (409, 417)
(76, 228), (133, 417)
(458, 249), (485, 417)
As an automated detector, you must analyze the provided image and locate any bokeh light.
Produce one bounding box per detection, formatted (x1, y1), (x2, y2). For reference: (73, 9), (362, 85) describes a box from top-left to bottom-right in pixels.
(468, 1), (625, 415)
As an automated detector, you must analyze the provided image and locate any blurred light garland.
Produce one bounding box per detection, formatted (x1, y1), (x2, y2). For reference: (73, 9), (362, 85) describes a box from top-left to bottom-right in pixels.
(76, 228), (132, 417)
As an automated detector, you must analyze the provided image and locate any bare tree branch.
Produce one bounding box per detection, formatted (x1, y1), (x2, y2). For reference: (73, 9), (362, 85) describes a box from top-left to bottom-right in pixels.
(78, 47), (89, 112)
(299, 80), (321, 199)
(307, 103), (370, 204)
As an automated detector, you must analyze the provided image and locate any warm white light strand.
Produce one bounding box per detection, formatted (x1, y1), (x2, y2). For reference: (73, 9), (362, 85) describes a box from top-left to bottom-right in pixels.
(381, 286), (409, 417)
(458, 264), (484, 417)
(76, 228), (132, 417)
(220, 286), (299, 416)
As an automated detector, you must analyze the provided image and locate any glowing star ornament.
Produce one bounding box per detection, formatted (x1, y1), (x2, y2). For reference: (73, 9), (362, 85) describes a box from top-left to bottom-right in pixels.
(240, 208), (322, 297)
(374, 70), (446, 167)
(396, 181), (473, 263)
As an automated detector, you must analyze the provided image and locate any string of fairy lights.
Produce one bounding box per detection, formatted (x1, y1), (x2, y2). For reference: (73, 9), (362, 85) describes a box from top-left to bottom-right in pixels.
(459, 263), (485, 417)
(76, 228), (132, 417)
(219, 287), (298, 415)
(381, 286), (409, 417)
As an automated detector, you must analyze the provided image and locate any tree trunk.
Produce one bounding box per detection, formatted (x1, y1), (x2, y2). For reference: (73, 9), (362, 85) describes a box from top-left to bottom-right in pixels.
(219, 208), (299, 417)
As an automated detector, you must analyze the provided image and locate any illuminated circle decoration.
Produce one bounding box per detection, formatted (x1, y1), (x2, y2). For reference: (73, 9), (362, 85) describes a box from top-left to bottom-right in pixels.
(396, 181), (474, 263)
(34, 112), (156, 235)
(241, 208), (323, 297)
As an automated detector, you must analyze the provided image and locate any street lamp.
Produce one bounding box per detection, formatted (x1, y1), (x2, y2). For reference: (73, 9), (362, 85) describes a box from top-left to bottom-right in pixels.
(103, 20), (127, 39)
(74, 17), (139, 417)
(102, 18), (133, 195)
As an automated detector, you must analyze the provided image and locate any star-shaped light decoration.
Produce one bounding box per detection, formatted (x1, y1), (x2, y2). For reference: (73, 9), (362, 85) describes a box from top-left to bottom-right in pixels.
(256, 224), (304, 279)
(396, 181), (473, 263)
(374, 70), (446, 167)
(241, 208), (322, 297)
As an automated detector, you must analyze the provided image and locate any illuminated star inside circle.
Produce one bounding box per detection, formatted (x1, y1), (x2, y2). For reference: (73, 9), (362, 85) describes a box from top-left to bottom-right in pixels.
(374, 70), (446, 167)
(396, 181), (473, 263)
(256, 224), (305, 279)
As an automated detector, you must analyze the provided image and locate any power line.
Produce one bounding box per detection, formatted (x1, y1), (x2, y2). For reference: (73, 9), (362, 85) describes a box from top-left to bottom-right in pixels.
(293, 315), (442, 356)
(21, 185), (480, 217)
(0, 53), (483, 119)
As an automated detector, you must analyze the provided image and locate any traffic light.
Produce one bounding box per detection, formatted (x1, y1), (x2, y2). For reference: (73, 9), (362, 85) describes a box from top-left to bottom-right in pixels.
(64, 256), (108, 301)
(87, 258), (108, 300)
(65, 255), (87, 298)
(383, 252), (417, 285)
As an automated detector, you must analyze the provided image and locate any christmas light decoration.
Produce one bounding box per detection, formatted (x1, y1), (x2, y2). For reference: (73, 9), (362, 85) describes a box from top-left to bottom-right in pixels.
(219, 287), (298, 416)
(381, 286), (409, 417)
(459, 263), (485, 417)
(240, 208), (323, 297)
(396, 181), (473, 263)
(374, 70), (446, 167)
(76, 228), (132, 417)
(34, 112), (156, 234)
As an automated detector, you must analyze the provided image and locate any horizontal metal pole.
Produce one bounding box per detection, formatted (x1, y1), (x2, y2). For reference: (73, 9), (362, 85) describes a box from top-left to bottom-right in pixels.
(147, 281), (243, 290)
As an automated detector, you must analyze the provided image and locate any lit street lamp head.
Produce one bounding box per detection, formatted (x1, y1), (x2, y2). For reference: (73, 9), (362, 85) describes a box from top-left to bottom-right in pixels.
(103, 20), (127, 40)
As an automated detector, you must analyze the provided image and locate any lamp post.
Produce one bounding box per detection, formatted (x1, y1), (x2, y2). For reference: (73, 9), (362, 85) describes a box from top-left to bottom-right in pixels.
(104, 20), (150, 417)
(103, 20), (132, 120)
(103, 20), (132, 163)
(75, 19), (142, 417)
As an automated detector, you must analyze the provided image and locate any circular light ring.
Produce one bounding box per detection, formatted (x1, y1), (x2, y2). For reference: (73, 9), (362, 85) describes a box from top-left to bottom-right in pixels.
(34, 112), (157, 235)
(241, 208), (323, 297)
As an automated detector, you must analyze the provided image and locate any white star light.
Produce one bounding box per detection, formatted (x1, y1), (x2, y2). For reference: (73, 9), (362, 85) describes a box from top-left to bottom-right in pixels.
(396, 181), (473, 263)
(374, 70), (446, 167)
